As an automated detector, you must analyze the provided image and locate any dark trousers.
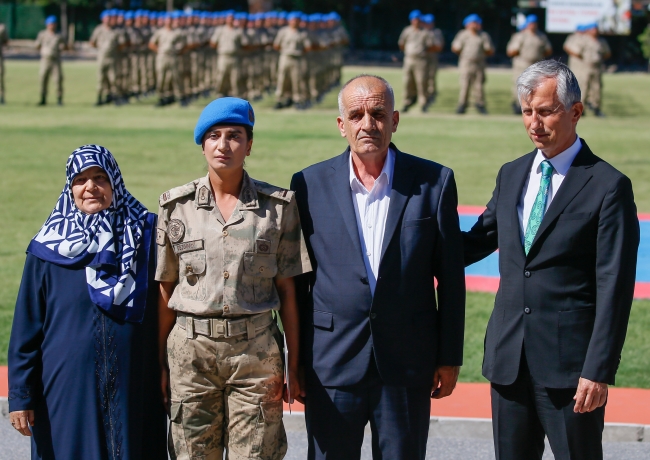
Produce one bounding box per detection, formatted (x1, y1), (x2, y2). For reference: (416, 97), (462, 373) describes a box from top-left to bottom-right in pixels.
(491, 351), (605, 460)
(305, 357), (432, 460)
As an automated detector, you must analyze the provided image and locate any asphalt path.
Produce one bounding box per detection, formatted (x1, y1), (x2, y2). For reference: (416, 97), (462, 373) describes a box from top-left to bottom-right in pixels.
(2, 417), (650, 460)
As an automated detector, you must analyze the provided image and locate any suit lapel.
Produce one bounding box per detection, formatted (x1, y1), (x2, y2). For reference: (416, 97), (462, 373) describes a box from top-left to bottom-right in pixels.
(528, 142), (595, 255)
(380, 146), (415, 261)
(506, 151), (536, 258)
(330, 149), (365, 260)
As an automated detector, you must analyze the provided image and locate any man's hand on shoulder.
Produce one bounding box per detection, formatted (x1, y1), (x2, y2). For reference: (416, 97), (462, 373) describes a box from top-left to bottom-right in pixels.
(431, 365), (460, 399)
(573, 377), (608, 413)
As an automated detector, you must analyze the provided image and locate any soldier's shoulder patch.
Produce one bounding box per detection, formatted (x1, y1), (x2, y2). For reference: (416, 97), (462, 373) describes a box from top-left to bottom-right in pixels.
(159, 180), (198, 207)
(252, 179), (293, 203)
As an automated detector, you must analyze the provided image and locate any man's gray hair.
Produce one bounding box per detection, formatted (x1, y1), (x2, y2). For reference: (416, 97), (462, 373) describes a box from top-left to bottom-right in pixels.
(516, 60), (581, 110)
(337, 74), (395, 116)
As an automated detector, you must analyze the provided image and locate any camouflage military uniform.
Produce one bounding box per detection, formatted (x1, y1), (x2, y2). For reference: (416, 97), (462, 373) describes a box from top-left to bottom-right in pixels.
(565, 33), (610, 111)
(451, 29), (494, 110)
(426, 27), (444, 101)
(0, 23), (8, 103)
(150, 26), (186, 102)
(156, 172), (311, 460)
(90, 24), (125, 103)
(274, 26), (311, 105)
(398, 24), (435, 109)
(35, 28), (65, 104)
(211, 25), (244, 97)
(507, 29), (551, 105)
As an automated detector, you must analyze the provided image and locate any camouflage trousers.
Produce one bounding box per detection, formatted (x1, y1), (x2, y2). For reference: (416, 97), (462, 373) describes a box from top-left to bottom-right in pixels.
(167, 318), (287, 460)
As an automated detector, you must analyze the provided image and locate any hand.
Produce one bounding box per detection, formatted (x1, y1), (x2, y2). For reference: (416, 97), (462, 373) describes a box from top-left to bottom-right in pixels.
(9, 410), (35, 436)
(431, 366), (460, 399)
(284, 366), (306, 405)
(573, 377), (608, 413)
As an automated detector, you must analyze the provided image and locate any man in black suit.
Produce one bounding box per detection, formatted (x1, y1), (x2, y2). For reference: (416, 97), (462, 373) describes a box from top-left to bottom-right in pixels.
(464, 60), (639, 460)
(291, 75), (466, 459)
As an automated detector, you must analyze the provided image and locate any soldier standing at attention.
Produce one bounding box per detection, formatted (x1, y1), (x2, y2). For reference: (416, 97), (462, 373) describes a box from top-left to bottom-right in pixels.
(113, 10), (129, 103)
(451, 14), (494, 114)
(210, 11), (244, 98)
(564, 22), (610, 116)
(149, 12), (187, 107)
(90, 10), (123, 106)
(422, 14), (444, 106)
(398, 10), (435, 112)
(35, 16), (65, 106)
(506, 14), (552, 113)
(157, 97), (311, 460)
(274, 11), (311, 110)
(0, 21), (8, 105)
(124, 11), (143, 100)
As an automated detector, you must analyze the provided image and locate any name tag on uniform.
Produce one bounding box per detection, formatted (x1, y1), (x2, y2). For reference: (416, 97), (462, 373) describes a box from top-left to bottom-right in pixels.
(172, 239), (204, 255)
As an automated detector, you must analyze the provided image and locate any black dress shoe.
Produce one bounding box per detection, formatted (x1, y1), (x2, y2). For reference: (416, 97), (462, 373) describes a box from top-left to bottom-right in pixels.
(456, 104), (466, 114)
(476, 104), (488, 115)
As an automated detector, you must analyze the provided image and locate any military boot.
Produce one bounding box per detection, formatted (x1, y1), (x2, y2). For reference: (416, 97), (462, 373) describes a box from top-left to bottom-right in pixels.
(38, 96), (46, 106)
(57, 97), (63, 106)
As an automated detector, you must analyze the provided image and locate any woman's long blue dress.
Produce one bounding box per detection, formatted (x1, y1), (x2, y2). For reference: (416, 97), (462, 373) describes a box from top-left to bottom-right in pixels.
(8, 214), (167, 460)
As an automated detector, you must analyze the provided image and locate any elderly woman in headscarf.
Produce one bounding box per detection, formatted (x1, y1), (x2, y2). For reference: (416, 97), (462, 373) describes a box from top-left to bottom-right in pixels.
(7, 145), (167, 459)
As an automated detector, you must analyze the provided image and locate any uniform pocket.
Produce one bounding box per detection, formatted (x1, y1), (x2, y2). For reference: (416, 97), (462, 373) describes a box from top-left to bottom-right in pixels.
(242, 253), (278, 304)
(179, 251), (207, 301)
(558, 308), (596, 372)
(251, 400), (287, 459)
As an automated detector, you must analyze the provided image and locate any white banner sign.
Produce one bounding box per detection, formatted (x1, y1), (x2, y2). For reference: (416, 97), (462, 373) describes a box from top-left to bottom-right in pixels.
(546, 0), (631, 35)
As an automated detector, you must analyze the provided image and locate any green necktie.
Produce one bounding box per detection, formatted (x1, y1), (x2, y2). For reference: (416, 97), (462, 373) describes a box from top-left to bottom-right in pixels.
(524, 160), (554, 255)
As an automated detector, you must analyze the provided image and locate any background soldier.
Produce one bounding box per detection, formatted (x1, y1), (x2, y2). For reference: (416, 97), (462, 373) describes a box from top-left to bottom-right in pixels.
(149, 12), (187, 106)
(35, 16), (65, 106)
(210, 11), (244, 98)
(506, 14), (552, 113)
(398, 10), (436, 112)
(124, 11), (143, 99)
(273, 11), (311, 109)
(422, 13), (444, 106)
(114, 10), (129, 103)
(564, 22), (611, 117)
(451, 14), (494, 114)
(90, 10), (125, 106)
(328, 13), (348, 88)
(0, 20), (9, 104)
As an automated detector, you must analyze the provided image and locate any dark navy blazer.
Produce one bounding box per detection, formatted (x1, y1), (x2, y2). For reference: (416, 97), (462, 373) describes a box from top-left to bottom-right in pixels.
(291, 144), (466, 388)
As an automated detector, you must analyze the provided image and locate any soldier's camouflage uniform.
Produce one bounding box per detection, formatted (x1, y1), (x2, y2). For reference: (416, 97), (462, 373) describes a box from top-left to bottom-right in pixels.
(156, 172), (311, 460)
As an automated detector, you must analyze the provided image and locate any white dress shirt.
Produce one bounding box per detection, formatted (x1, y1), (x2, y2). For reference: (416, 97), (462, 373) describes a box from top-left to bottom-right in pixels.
(349, 148), (395, 296)
(518, 136), (582, 242)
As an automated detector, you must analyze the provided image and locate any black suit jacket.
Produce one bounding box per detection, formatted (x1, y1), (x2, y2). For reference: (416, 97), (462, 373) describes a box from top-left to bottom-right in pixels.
(291, 144), (466, 388)
(464, 140), (639, 388)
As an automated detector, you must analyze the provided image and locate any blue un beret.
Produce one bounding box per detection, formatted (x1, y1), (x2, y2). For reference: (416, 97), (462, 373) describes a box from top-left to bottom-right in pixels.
(526, 14), (538, 24)
(45, 15), (57, 25)
(422, 14), (434, 24)
(463, 14), (482, 26)
(194, 98), (255, 145)
(409, 10), (421, 21)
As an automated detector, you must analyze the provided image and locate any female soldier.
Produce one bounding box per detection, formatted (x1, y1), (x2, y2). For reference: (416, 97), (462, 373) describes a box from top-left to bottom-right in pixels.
(157, 97), (311, 460)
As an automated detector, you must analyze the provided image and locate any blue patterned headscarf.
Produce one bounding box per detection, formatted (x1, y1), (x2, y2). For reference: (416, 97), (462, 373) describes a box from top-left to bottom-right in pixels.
(27, 145), (151, 323)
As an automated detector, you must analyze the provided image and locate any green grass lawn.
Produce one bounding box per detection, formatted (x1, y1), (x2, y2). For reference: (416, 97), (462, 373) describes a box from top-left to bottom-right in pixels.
(1, 61), (648, 387)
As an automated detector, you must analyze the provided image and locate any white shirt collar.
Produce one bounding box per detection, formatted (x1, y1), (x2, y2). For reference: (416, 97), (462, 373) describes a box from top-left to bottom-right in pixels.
(533, 135), (582, 177)
(349, 148), (395, 192)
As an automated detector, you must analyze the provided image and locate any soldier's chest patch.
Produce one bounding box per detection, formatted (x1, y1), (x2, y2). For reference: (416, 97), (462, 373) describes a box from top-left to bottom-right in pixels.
(168, 219), (185, 243)
(256, 238), (271, 254)
(172, 239), (204, 255)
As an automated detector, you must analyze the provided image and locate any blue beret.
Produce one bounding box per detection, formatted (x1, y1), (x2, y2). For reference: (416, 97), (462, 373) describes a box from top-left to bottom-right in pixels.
(124, 11), (134, 20)
(45, 15), (57, 25)
(235, 12), (247, 20)
(463, 14), (482, 26)
(116, 10), (125, 17)
(100, 10), (109, 19)
(287, 11), (301, 20)
(194, 98), (255, 145)
(422, 14), (433, 24)
(409, 10), (421, 21)
(526, 14), (538, 24)
(584, 22), (598, 30)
